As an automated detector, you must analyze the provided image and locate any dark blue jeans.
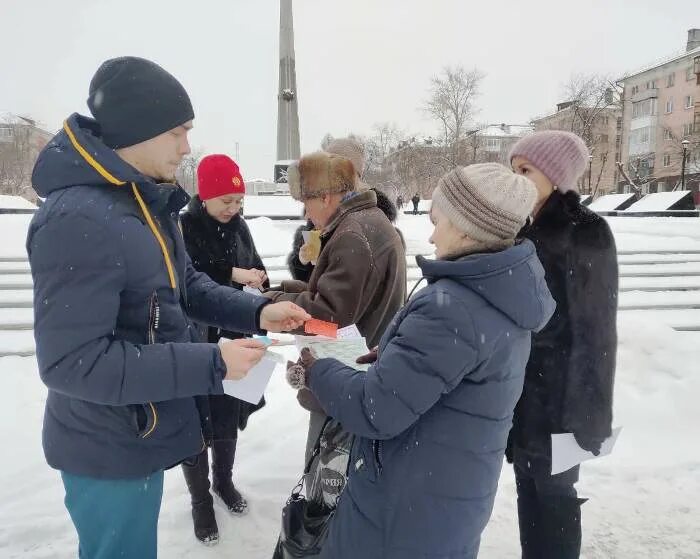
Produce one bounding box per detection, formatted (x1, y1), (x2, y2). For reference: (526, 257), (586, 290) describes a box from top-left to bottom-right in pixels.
(61, 470), (164, 559)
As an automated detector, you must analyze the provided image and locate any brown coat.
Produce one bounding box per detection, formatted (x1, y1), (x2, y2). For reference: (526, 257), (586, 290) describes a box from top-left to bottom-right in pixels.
(266, 190), (406, 349)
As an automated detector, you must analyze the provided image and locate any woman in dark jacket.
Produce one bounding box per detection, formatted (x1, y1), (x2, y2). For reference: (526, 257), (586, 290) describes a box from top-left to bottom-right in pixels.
(509, 131), (618, 559)
(180, 154), (269, 545)
(287, 164), (555, 559)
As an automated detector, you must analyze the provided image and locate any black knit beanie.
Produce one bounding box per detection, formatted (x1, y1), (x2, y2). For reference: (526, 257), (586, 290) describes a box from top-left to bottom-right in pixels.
(87, 57), (194, 149)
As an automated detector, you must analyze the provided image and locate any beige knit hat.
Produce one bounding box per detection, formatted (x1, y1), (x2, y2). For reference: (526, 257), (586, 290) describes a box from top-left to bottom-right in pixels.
(325, 138), (366, 178)
(431, 163), (537, 245)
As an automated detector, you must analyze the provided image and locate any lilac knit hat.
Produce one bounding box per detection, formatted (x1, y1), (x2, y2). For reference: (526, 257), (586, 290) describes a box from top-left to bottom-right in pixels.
(509, 131), (589, 193)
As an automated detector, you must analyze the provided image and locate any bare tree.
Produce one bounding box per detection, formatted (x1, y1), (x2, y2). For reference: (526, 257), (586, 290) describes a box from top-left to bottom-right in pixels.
(0, 115), (46, 199)
(320, 133), (334, 151)
(176, 148), (204, 195)
(363, 122), (404, 189)
(424, 66), (485, 170)
(646, 127), (700, 191)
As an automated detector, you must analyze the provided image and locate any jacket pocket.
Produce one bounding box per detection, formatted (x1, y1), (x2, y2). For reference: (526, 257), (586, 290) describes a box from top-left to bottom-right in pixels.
(130, 403), (158, 438)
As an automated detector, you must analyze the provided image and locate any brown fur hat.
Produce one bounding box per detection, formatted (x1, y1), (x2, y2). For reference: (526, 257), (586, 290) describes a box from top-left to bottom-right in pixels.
(288, 152), (357, 201)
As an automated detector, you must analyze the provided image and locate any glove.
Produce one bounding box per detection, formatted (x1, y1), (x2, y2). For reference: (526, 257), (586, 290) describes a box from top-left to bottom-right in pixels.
(356, 346), (379, 365)
(574, 432), (604, 456)
(505, 431), (514, 464)
(284, 348), (318, 390)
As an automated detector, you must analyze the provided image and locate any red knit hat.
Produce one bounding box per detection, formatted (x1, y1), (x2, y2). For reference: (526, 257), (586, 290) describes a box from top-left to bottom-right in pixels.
(197, 154), (246, 200)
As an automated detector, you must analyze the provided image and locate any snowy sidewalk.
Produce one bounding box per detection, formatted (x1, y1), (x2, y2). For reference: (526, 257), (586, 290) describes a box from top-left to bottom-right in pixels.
(1, 313), (699, 558)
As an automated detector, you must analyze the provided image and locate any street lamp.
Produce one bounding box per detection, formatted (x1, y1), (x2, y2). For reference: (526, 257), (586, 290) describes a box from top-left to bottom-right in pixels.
(588, 155), (593, 194)
(681, 139), (690, 190)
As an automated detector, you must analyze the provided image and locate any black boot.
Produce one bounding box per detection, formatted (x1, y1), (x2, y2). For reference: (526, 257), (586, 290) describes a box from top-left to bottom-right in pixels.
(182, 451), (219, 545)
(538, 495), (588, 559)
(212, 439), (248, 516)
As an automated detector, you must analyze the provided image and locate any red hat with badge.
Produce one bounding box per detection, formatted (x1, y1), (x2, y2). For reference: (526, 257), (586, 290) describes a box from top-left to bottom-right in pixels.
(197, 154), (246, 200)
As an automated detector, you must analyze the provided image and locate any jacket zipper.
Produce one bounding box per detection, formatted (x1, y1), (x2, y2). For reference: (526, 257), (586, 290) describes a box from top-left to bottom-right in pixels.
(148, 292), (160, 344)
(373, 440), (383, 475)
(143, 292), (160, 438)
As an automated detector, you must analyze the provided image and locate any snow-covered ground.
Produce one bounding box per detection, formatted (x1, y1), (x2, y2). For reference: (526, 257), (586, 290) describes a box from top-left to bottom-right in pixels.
(1, 205), (700, 558)
(0, 195), (37, 210)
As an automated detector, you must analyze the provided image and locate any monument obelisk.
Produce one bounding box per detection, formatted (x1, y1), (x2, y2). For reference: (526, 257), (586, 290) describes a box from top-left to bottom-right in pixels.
(276, 0), (300, 179)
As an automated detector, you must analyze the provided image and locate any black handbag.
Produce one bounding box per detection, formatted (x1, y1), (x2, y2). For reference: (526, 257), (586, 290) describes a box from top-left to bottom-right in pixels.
(272, 419), (339, 559)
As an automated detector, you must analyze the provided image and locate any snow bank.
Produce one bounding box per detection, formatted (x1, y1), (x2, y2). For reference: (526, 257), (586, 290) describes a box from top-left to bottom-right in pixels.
(243, 195), (303, 217)
(0, 195), (37, 210)
(0, 214), (33, 258)
(623, 191), (693, 212)
(589, 193), (636, 212)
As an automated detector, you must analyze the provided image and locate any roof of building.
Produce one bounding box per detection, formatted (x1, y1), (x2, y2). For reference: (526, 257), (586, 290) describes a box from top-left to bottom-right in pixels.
(477, 124), (533, 138)
(618, 45), (700, 82)
(532, 103), (620, 124)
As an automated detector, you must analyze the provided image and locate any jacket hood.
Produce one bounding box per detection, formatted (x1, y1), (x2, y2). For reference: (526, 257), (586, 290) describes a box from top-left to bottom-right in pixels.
(31, 113), (189, 214)
(417, 240), (555, 332)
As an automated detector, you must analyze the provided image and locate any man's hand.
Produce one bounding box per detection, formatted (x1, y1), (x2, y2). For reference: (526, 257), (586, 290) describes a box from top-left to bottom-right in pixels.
(260, 302), (311, 332)
(220, 338), (267, 381)
(299, 243), (316, 265)
(356, 346), (379, 365)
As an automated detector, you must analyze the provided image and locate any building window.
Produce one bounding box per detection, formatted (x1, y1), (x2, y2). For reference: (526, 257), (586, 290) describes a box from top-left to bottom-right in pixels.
(632, 98), (657, 118)
(665, 98), (674, 113)
(631, 85), (639, 96)
(663, 154), (672, 167)
(667, 74), (675, 87)
(688, 67), (696, 81)
(664, 128), (674, 140)
(685, 95), (694, 109)
(617, 117), (623, 130)
(683, 123), (695, 136)
(484, 138), (501, 151)
(657, 181), (666, 192)
(646, 80), (657, 90)
(0, 127), (13, 139)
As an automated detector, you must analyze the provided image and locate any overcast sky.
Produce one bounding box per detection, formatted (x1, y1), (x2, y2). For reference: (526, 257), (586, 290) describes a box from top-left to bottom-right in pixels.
(1, 0), (697, 179)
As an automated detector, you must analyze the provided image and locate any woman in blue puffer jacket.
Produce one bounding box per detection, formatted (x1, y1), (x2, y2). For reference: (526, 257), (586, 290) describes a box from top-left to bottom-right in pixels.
(288, 163), (556, 558)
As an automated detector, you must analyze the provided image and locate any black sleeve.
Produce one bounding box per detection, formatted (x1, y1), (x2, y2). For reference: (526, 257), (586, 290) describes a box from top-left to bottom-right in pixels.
(181, 215), (216, 278)
(287, 222), (314, 282)
(561, 218), (618, 441)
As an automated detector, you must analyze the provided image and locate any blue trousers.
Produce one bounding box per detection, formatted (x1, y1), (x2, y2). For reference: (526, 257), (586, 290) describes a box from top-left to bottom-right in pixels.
(61, 470), (164, 559)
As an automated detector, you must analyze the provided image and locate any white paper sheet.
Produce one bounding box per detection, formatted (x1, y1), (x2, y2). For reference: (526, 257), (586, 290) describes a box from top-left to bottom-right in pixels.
(337, 324), (363, 339)
(295, 336), (370, 371)
(551, 427), (622, 475)
(243, 285), (262, 295)
(219, 339), (285, 404)
(301, 230), (317, 265)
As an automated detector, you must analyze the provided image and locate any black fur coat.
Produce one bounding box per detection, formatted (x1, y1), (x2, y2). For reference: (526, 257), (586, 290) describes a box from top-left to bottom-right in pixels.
(510, 190), (618, 465)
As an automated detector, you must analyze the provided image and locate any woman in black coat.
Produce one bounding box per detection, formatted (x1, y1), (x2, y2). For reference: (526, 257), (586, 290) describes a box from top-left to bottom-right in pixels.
(509, 131), (618, 559)
(180, 154), (269, 545)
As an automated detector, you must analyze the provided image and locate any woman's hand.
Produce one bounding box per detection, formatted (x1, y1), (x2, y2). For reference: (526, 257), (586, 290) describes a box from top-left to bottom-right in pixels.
(233, 267), (268, 288)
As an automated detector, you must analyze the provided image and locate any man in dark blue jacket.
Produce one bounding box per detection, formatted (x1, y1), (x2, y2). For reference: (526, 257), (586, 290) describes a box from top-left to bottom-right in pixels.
(27, 57), (309, 559)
